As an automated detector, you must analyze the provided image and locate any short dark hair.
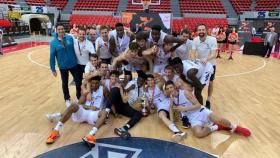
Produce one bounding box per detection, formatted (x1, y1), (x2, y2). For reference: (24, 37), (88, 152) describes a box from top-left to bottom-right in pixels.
(89, 54), (99, 59)
(100, 25), (108, 31)
(56, 23), (64, 28)
(100, 60), (108, 65)
(110, 70), (120, 77)
(196, 23), (208, 30)
(164, 80), (175, 89)
(164, 65), (173, 71)
(136, 32), (148, 41)
(90, 75), (101, 81)
(169, 57), (183, 66)
(78, 28), (86, 33)
(181, 29), (190, 35)
(146, 74), (154, 79)
(129, 42), (139, 50)
(115, 23), (124, 28)
(152, 25), (162, 32)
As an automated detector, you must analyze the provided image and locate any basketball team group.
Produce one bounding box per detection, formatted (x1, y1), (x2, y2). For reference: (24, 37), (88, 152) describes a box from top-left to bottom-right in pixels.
(46, 22), (251, 148)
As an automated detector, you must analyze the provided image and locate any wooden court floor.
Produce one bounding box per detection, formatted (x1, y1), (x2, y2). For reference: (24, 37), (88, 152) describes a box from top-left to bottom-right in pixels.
(0, 45), (280, 158)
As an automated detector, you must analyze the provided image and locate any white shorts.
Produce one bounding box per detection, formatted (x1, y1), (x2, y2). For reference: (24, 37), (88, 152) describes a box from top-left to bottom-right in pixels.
(188, 108), (213, 127)
(155, 99), (170, 112)
(153, 64), (165, 73)
(199, 63), (214, 85)
(71, 105), (99, 125)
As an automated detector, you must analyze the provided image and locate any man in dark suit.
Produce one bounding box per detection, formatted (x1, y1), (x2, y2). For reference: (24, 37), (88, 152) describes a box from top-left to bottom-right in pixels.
(264, 27), (278, 58)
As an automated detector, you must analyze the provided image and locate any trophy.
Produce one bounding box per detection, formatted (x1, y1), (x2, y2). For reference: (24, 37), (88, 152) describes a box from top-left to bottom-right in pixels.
(141, 91), (148, 117)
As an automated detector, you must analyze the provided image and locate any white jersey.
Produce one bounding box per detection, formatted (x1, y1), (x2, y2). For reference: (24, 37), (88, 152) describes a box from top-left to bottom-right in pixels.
(104, 79), (116, 91)
(175, 39), (193, 60)
(154, 47), (171, 65)
(182, 60), (213, 85)
(95, 37), (111, 59)
(145, 85), (170, 111)
(173, 90), (199, 118)
(148, 30), (167, 47)
(173, 90), (213, 127)
(125, 79), (144, 105)
(74, 39), (96, 65)
(85, 86), (104, 109)
(109, 30), (130, 54)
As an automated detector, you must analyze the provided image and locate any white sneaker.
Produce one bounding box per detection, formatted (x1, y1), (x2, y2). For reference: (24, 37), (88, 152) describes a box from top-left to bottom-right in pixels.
(65, 99), (71, 108)
(46, 112), (61, 122)
(172, 132), (187, 143)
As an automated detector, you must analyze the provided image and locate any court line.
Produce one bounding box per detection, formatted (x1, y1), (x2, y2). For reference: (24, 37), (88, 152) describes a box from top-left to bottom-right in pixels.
(216, 58), (267, 78)
(27, 49), (50, 69)
(27, 48), (267, 78)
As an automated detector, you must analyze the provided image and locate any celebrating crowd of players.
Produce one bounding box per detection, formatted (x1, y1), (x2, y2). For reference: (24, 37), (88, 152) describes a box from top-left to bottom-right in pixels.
(46, 22), (250, 148)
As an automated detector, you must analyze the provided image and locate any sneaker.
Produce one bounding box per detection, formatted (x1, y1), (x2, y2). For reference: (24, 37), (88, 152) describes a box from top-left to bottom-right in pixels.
(205, 100), (211, 109)
(46, 113), (61, 122)
(172, 132), (187, 143)
(82, 135), (96, 148)
(182, 116), (191, 129)
(234, 126), (251, 137)
(65, 99), (71, 108)
(46, 130), (60, 144)
(114, 128), (131, 140)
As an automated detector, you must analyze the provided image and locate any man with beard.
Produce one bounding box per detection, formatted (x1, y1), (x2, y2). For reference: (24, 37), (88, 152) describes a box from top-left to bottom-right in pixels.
(190, 24), (217, 109)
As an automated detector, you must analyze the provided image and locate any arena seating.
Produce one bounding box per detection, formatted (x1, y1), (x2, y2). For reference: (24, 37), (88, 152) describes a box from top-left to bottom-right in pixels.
(70, 15), (121, 27)
(126, 0), (171, 13)
(0, 0), (16, 4)
(255, 0), (280, 11)
(179, 0), (226, 14)
(230, 0), (252, 14)
(73, 0), (119, 11)
(25, 0), (67, 10)
(172, 17), (228, 33)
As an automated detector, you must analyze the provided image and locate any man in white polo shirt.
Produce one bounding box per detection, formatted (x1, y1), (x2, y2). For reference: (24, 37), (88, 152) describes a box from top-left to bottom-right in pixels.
(73, 28), (96, 84)
(191, 24), (217, 109)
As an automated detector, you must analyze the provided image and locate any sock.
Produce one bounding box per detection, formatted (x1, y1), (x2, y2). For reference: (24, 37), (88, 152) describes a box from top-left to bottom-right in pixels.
(230, 124), (237, 132)
(207, 96), (212, 101)
(123, 124), (130, 131)
(54, 121), (63, 131)
(168, 123), (180, 133)
(89, 127), (98, 135)
(210, 125), (218, 132)
(105, 108), (110, 114)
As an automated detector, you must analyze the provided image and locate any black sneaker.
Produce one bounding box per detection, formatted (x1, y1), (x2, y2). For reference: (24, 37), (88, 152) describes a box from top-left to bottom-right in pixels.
(182, 116), (191, 129)
(205, 100), (211, 109)
(114, 128), (131, 140)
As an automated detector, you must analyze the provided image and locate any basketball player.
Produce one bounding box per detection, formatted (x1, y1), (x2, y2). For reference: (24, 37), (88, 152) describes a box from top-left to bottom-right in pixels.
(191, 24), (217, 109)
(104, 72), (146, 139)
(84, 54), (99, 76)
(101, 70), (119, 92)
(50, 24), (82, 107)
(145, 74), (186, 142)
(109, 23), (134, 57)
(164, 81), (251, 138)
(175, 29), (193, 60)
(170, 57), (213, 106)
(96, 25), (111, 64)
(46, 75), (109, 147)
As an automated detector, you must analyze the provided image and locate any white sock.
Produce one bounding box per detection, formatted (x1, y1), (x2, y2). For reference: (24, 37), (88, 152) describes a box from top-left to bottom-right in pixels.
(126, 124), (130, 129)
(54, 121), (63, 131)
(210, 125), (218, 132)
(230, 124), (237, 132)
(168, 123), (180, 133)
(105, 108), (110, 114)
(207, 96), (212, 101)
(89, 127), (98, 135)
